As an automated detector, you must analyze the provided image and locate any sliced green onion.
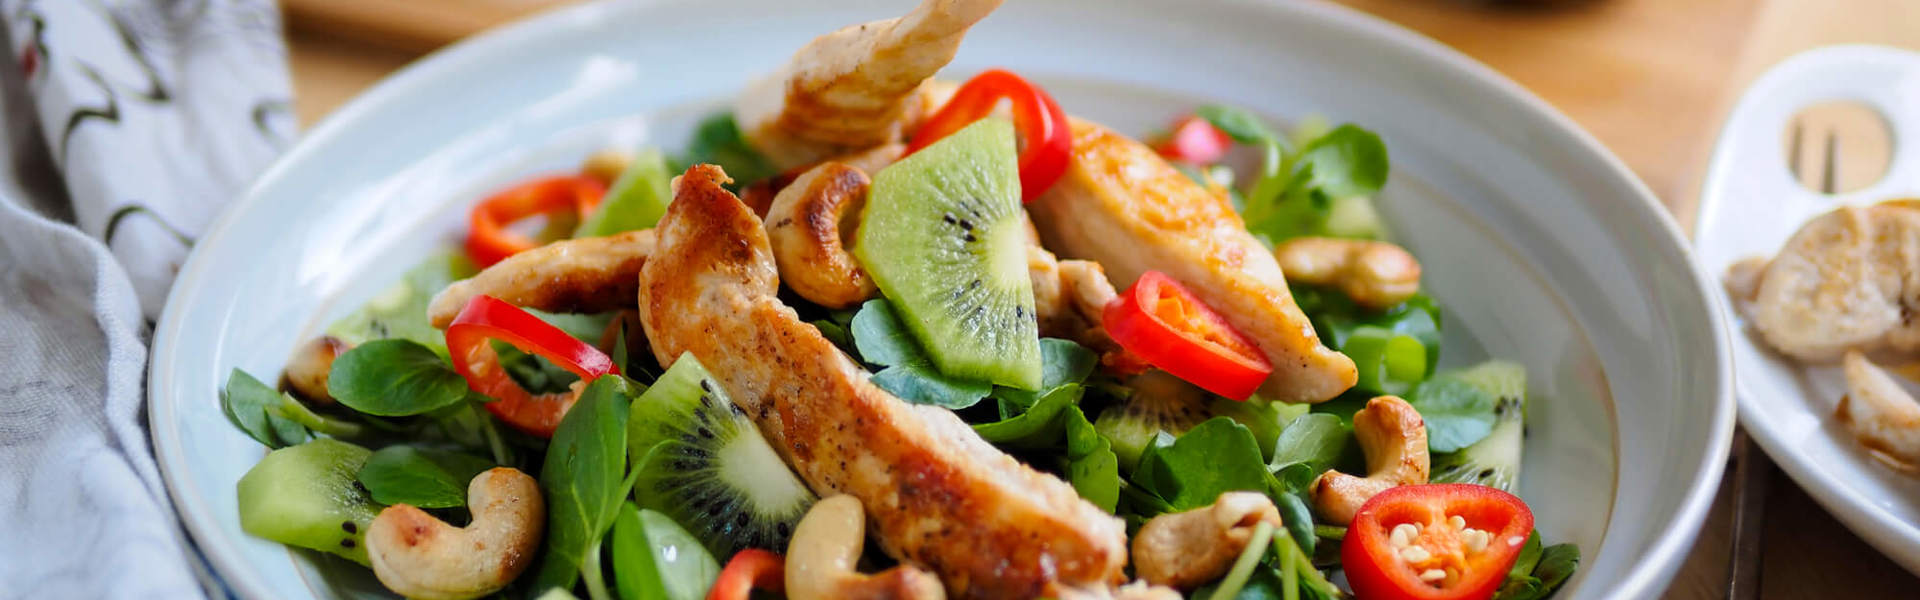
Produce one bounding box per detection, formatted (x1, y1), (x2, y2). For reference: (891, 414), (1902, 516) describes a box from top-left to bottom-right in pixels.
(1209, 520), (1274, 600)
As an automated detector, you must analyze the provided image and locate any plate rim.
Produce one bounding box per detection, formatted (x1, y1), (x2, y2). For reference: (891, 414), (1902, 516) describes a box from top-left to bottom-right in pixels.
(149, 1), (1736, 598)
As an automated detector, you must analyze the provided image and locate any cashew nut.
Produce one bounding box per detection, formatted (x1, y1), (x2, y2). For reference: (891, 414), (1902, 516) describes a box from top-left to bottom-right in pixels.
(1311, 396), (1429, 524)
(786, 494), (945, 600)
(766, 162), (881, 309)
(740, 143), (906, 217)
(1274, 237), (1421, 309)
(284, 335), (348, 404)
(367, 468), (545, 600)
(1130, 491), (1282, 590)
(1028, 240), (1121, 351)
(580, 149), (635, 185)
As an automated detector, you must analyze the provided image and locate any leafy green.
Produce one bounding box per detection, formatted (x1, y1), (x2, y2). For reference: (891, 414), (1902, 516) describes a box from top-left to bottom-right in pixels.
(499, 344), (583, 395)
(533, 376), (639, 594)
(1495, 532), (1581, 600)
(1272, 490), (1316, 556)
(611, 503), (719, 600)
(1292, 125), (1389, 199)
(1214, 396), (1304, 463)
(325, 252), (476, 353)
(354, 446), (495, 508)
(1267, 413), (1351, 491)
(989, 338), (1099, 408)
(221, 369), (308, 448)
(1407, 377), (1498, 453)
(973, 384), (1084, 447)
(1134, 417), (1271, 511)
(850, 299), (993, 408)
(1064, 406), (1120, 512)
(327, 339), (473, 417)
(576, 149), (672, 237)
(680, 113), (776, 187)
(1241, 124), (1390, 244)
(1295, 287), (1442, 383)
(1196, 105), (1283, 146)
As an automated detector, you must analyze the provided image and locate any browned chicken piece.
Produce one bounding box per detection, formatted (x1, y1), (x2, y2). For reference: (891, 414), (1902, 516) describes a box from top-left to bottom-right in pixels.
(426, 229), (654, 328)
(1731, 202), (1920, 362)
(638, 165), (1127, 598)
(1028, 118), (1358, 403)
(1840, 350), (1920, 474)
(1027, 241), (1120, 352)
(735, 0), (1002, 168)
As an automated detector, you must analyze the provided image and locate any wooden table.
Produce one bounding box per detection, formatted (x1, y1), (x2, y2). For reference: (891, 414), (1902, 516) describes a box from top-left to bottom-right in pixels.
(282, 0), (1920, 597)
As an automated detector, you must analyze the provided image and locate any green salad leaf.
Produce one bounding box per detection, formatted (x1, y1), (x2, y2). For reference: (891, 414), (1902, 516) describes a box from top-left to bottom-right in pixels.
(1407, 377), (1498, 454)
(1196, 105), (1283, 146)
(328, 339), (473, 417)
(1134, 417), (1271, 511)
(222, 369), (308, 448)
(611, 503), (719, 600)
(1267, 413), (1351, 492)
(680, 113), (776, 188)
(1494, 531), (1582, 600)
(533, 375), (639, 594)
(990, 338), (1099, 408)
(576, 149), (672, 238)
(1196, 103), (1390, 245)
(354, 446), (495, 508)
(1064, 407), (1120, 512)
(851, 299), (992, 409)
(1292, 125), (1389, 199)
(973, 384), (1084, 447)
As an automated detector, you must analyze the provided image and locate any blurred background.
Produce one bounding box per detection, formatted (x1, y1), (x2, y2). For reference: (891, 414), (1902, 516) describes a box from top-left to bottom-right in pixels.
(277, 1), (1914, 598)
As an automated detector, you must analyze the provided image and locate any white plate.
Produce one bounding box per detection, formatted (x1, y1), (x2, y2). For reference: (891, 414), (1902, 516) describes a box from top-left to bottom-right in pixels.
(149, 0), (1732, 598)
(1694, 45), (1920, 574)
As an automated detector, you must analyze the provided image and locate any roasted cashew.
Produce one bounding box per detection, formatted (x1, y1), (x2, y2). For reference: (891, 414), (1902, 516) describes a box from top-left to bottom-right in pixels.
(1028, 240), (1121, 351)
(766, 162), (881, 309)
(284, 335), (348, 404)
(786, 494), (945, 600)
(740, 143), (905, 218)
(1131, 491), (1282, 590)
(1274, 237), (1421, 309)
(1311, 396), (1429, 524)
(367, 468), (544, 600)
(580, 149), (635, 185)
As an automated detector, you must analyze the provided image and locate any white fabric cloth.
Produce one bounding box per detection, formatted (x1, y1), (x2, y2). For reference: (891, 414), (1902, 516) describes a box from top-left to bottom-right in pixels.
(0, 0), (294, 597)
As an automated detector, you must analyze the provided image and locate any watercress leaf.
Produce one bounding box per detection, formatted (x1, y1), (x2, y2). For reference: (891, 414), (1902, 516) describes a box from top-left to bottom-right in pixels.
(1408, 377), (1498, 453)
(1509, 530), (1544, 578)
(612, 503), (719, 600)
(533, 375), (637, 593)
(1064, 406), (1120, 512)
(1531, 543), (1582, 596)
(1294, 124), (1388, 198)
(1273, 491), (1317, 556)
(851, 299), (927, 368)
(1268, 413), (1351, 482)
(681, 113), (777, 187)
(1191, 564), (1285, 600)
(1195, 105), (1281, 146)
(1037, 338), (1099, 388)
(973, 384), (1083, 446)
(356, 446), (494, 508)
(1135, 417), (1270, 511)
(872, 365), (991, 409)
(1212, 396), (1302, 463)
(328, 339), (471, 417)
(268, 413), (310, 447)
(222, 369), (299, 448)
(812, 318), (855, 352)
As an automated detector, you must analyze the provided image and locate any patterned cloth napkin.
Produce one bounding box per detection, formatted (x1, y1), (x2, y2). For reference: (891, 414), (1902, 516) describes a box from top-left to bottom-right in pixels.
(0, 0), (295, 597)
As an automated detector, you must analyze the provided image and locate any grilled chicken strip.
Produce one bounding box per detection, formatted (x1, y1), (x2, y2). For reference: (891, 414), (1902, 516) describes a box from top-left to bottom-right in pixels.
(1028, 118), (1357, 403)
(735, 0), (1001, 168)
(427, 229), (654, 328)
(1729, 202), (1920, 362)
(639, 165), (1127, 598)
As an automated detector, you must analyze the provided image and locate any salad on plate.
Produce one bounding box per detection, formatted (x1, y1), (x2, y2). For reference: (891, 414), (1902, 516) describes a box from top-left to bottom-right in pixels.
(221, 1), (1581, 598)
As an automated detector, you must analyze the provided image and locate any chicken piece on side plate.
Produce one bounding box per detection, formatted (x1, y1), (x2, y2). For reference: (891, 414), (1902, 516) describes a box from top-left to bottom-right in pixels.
(1027, 118), (1357, 403)
(735, 0), (998, 168)
(638, 165), (1128, 598)
(1730, 202), (1920, 363)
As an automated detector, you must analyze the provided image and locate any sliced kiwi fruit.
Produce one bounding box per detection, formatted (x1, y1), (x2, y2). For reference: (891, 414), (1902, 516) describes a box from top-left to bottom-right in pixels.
(629, 353), (815, 556)
(236, 438), (382, 565)
(1430, 360), (1527, 491)
(1095, 370), (1301, 470)
(325, 252), (475, 351)
(853, 118), (1042, 390)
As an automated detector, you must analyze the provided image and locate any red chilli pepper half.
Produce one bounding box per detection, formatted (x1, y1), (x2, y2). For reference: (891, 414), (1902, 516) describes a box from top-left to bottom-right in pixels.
(1103, 270), (1272, 400)
(1153, 115), (1233, 165)
(1343, 484), (1536, 600)
(465, 175), (606, 267)
(445, 294), (618, 437)
(707, 548), (785, 600)
(906, 68), (1071, 203)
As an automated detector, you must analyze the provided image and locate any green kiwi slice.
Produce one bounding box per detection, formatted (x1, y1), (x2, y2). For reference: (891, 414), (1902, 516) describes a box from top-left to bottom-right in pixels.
(236, 438), (381, 565)
(628, 353), (815, 556)
(854, 118), (1042, 390)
